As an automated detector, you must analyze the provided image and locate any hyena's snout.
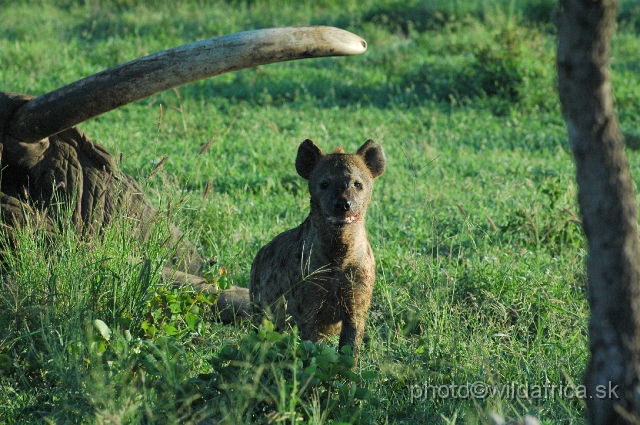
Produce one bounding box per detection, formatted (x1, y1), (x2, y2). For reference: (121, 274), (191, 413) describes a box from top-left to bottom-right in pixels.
(329, 182), (362, 215)
(333, 196), (352, 212)
(330, 181), (356, 213)
(322, 190), (360, 225)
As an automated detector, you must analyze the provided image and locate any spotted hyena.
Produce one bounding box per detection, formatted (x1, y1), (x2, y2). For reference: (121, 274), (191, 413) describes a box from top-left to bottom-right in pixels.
(250, 138), (385, 359)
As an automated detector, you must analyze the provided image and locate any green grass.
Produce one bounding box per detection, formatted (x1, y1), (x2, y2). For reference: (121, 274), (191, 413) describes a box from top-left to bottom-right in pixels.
(2, 0), (640, 423)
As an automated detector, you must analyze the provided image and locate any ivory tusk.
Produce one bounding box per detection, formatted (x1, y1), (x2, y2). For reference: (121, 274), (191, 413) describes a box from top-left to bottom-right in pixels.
(7, 26), (367, 143)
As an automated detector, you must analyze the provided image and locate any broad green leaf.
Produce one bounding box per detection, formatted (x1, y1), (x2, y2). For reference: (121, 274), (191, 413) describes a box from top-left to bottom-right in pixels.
(266, 331), (282, 342)
(337, 384), (352, 402)
(163, 324), (179, 335)
(93, 319), (111, 341)
(304, 364), (318, 375)
(185, 312), (200, 330)
(361, 370), (378, 380)
(339, 369), (358, 381)
(169, 302), (183, 313)
(354, 387), (371, 400)
(339, 354), (355, 369)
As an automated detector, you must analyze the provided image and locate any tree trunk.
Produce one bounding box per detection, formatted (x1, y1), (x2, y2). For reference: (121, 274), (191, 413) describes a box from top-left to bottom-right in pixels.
(557, 0), (640, 423)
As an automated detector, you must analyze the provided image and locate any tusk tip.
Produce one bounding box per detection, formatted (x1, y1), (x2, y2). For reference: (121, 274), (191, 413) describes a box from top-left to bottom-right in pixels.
(320, 26), (368, 56)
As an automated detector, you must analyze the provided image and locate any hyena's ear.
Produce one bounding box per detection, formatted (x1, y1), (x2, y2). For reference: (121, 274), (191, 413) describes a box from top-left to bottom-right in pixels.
(296, 139), (323, 180)
(357, 139), (386, 179)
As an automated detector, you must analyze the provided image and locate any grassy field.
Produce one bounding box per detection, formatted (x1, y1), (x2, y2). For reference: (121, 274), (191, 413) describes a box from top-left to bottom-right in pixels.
(1, 0), (640, 423)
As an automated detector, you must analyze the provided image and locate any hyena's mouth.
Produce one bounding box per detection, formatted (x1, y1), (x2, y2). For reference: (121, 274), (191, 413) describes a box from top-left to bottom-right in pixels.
(325, 214), (359, 225)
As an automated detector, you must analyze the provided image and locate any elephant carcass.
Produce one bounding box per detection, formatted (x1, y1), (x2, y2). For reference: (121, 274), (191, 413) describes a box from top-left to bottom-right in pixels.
(0, 92), (202, 271)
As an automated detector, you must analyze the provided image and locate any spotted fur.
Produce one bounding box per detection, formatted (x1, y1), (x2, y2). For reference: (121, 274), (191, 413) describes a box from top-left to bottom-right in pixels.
(250, 139), (385, 360)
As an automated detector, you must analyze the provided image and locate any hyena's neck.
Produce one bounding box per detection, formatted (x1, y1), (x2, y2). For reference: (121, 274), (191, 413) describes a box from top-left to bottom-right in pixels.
(304, 211), (369, 262)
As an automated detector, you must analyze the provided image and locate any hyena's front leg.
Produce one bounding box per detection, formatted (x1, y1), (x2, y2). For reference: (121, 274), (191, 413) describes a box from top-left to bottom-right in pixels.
(298, 319), (319, 342)
(338, 316), (358, 352)
(292, 297), (320, 342)
(339, 273), (373, 361)
(338, 286), (360, 355)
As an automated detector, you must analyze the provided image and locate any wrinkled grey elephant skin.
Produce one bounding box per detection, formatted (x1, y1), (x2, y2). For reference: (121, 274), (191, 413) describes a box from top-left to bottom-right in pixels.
(0, 92), (202, 274)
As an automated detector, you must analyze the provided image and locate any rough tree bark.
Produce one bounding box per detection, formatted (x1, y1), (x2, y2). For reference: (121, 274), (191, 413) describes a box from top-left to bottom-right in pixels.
(557, 0), (640, 423)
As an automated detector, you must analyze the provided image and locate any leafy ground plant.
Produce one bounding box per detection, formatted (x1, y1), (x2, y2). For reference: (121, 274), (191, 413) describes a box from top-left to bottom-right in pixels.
(205, 321), (377, 423)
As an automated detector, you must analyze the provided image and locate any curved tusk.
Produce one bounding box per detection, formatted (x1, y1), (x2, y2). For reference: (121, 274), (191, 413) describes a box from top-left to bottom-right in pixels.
(7, 26), (367, 143)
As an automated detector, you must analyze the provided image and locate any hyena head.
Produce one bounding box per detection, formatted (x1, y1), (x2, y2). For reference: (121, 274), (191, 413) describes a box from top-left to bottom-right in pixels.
(295, 139), (385, 227)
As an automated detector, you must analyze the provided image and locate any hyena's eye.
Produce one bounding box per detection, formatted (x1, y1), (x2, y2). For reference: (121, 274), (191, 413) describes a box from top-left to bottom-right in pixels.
(354, 181), (363, 190)
(320, 181), (329, 189)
